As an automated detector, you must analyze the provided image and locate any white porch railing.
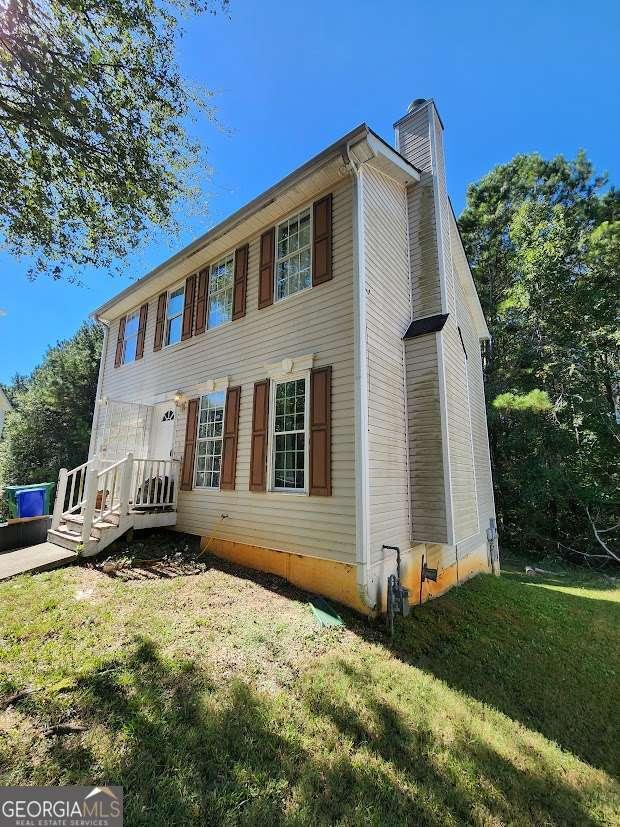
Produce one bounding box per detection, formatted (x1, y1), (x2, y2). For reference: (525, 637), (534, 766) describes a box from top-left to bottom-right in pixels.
(132, 458), (179, 510)
(52, 453), (179, 543)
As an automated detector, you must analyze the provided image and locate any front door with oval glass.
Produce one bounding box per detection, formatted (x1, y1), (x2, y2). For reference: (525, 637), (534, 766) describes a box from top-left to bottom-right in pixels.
(150, 402), (176, 459)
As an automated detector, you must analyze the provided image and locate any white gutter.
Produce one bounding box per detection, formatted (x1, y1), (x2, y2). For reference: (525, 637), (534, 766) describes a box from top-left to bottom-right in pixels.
(346, 140), (375, 612)
(346, 131), (420, 613)
(87, 319), (109, 460)
(347, 131), (420, 612)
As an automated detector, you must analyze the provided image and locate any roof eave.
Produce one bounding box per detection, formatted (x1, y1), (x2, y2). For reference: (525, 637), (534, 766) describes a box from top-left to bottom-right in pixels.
(447, 198), (491, 341)
(348, 129), (421, 184)
(92, 123), (370, 322)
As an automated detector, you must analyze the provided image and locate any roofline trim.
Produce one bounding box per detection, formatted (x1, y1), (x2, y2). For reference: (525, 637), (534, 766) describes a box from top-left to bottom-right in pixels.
(447, 197), (491, 340)
(92, 122), (370, 320)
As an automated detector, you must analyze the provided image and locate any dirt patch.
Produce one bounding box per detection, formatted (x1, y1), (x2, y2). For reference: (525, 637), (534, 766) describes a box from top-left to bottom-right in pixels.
(73, 529), (364, 692)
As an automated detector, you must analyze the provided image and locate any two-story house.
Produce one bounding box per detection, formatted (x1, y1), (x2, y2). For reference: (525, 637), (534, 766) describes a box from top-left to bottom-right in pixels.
(48, 98), (498, 614)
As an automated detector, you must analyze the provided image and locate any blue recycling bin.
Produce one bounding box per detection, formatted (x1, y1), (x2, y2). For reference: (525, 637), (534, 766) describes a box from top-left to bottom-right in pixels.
(15, 487), (46, 518)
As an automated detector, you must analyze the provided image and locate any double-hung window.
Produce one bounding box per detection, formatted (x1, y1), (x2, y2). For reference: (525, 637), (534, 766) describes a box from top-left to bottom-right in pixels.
(208, 254), (234, 329)
(275, 208), (311, 301)
(166, 284), (185, 346)
(194, 391), (225, 488)
(271, 377), (308, 491)
(122, 310), (140, 364)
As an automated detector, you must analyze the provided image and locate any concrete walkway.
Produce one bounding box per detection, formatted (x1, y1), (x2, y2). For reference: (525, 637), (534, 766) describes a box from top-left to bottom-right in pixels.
(0, 543), (77, 581)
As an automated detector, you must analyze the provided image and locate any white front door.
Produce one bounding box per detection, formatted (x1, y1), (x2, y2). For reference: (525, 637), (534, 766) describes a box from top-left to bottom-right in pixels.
(150, 402), (176, 459)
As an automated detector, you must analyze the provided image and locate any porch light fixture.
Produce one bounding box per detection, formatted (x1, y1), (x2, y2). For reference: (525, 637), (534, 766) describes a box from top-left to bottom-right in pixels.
(174, 390), (186, 409)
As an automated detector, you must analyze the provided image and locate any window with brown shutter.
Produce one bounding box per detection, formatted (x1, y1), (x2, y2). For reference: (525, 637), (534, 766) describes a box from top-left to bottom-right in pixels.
(312, 193), (333, 286)
(180, 398), (199, 490)
(194, 268), (209, 335)
(249, 380), (270, 490)
(232, 244), (249, 320)
(153, 292), (167, 351)
(114, 316), (126, 368)
(135, 303), (148, 360)
(181, 273), (197, 340)
(220, 386), (241, 490)
(309, 366), (332, 495)
(258, 228), (275, 309)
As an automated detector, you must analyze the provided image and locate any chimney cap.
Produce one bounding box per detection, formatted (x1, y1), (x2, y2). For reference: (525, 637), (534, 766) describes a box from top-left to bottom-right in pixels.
(408, 98), (427, 112)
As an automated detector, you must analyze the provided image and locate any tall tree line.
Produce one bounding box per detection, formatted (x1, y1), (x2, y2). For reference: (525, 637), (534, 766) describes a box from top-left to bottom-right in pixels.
(459, 152), (619, 563)
(0, 322), (102, 517)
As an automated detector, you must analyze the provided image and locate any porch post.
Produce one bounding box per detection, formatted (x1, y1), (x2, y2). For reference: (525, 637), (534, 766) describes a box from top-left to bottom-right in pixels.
(119, 453), (134, 516)
(80, 466), (99, 544)
(51, 468), (68, 530)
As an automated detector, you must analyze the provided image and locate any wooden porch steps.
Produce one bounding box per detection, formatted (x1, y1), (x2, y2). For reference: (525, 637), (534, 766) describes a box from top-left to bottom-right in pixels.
(47, 509), (178, 557)
(47, 453), (180, 559)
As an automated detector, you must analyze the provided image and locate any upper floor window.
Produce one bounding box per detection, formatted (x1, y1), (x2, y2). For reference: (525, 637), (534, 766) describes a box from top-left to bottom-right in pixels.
(195, 390), (225, 488)
(270, 376), (308, 492)
(122, 310), (140, 364)
(166, 284), (185, 346)
(208, 254), (234, 329)
(275, 208), (311, 301)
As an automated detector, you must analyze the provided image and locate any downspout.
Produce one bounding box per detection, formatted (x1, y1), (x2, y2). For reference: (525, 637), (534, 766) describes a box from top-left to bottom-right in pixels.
(346, 138), (375, 613)
(87, 315), (109, 461)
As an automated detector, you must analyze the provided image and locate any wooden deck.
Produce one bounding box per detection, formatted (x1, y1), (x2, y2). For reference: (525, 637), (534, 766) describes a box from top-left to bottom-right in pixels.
(0, 542), (77, 581)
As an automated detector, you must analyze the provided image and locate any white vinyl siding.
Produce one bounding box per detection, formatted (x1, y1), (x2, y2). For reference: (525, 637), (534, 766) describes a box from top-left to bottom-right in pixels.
(275, 207), (312, 301)
(96, 178), (356, 565)
(397, 102), (456, 318)
(122, 310), (140, 364)
(450, 212), (495, 543)
(361, 164), (412, 569)
(404, 335), (449, 544)
(397, 99), (492, 568)
(398, 105), (443, 318)
(441, 314), (479, 543)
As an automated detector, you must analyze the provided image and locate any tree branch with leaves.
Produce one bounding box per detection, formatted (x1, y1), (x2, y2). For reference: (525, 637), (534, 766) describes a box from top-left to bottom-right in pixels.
(0, 0), (227, 279)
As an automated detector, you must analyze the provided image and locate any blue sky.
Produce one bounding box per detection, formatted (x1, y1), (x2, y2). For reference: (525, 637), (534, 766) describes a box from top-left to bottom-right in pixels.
(1, 0), (618, 384)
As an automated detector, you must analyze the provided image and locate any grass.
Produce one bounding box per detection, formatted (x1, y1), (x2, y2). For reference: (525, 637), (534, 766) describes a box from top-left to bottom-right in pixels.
(0, 533), (618, 826)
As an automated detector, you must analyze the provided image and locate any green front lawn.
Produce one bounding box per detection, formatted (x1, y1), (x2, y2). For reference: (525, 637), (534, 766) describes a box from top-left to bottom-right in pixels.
(0, 534), (618, 826)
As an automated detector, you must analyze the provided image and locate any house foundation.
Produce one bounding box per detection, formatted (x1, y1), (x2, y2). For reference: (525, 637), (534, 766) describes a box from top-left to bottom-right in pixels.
(201, 536), (491, 615)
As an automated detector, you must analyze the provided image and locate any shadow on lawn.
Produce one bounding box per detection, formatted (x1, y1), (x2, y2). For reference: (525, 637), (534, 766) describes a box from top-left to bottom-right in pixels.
(100, 533), (620, 781)
(192, 548), (619, 779)
(390, 570), (620, 779)
(16, 638), (613, 826)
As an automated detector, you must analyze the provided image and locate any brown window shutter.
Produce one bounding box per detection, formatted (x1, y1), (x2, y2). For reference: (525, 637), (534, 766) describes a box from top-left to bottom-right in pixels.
(153, 292), (167, 351)
(220, 386), (241, 490)
(232, 244), (249, 320)
(309, 366), (332, 495)
(258, 228), (275, 309)
(182, 274), (197, 341)
(135, 303), (148, 360)
(312, 193), (333, 286)
(114, 316), (126, 367)
(249, 379), (270, 491)
(194, 268), (209, 335)
(180, 398), (199, 490)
